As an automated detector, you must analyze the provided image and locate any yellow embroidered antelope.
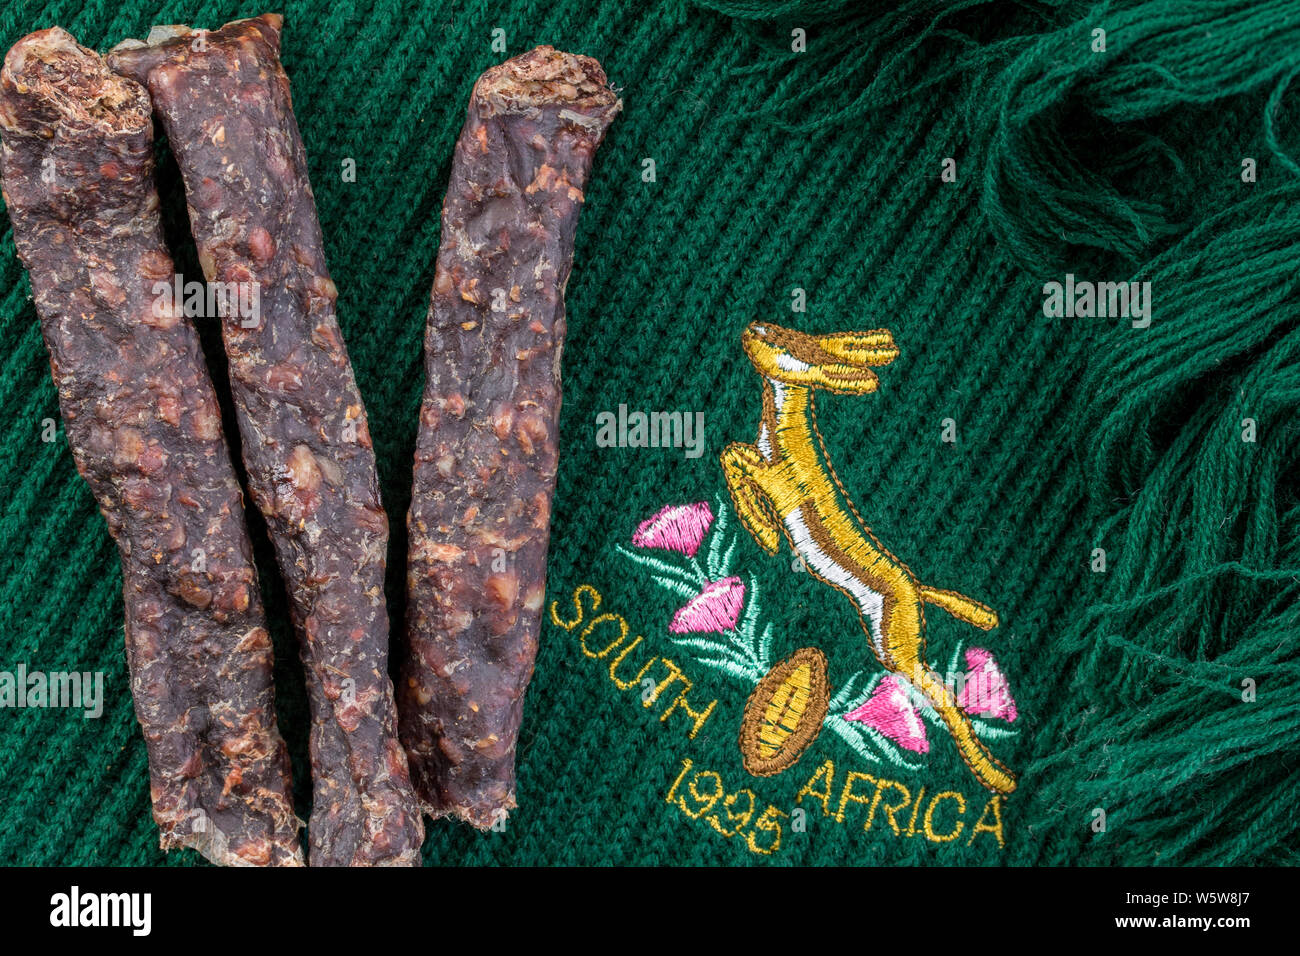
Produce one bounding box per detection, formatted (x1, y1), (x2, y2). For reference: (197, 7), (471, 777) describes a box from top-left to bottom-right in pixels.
(720, 322), (1016, 794)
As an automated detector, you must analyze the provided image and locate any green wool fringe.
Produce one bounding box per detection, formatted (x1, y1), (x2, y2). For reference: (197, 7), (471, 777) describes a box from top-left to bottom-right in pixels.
(966, 0), (1300, 266)
(694, 0), (1300, 265)
(1036, 187), (1300, 864)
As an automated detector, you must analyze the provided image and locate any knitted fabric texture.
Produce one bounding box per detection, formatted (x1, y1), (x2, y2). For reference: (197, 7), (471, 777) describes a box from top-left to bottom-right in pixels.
(1, 0), (1297, 865)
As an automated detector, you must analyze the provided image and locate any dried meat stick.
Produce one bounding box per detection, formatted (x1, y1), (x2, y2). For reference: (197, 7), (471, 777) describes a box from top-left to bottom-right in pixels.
(109, 14), (422, 866)
(0, 28), (302, 866)
(401, 47), (620, 827)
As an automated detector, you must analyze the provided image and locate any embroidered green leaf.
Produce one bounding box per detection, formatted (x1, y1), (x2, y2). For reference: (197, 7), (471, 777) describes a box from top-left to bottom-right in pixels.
(616, 544), (697, 585)
(757, 621), (775, 668)
(651, 574), (698, 598)
(707, 499), (730, 571)
(970, 720), (1019, 740)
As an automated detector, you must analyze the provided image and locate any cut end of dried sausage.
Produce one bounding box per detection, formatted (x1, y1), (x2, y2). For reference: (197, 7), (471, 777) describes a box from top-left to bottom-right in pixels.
(107, 13), (284, 83)
(474, 45), (621, 117)
(1, 28), (150, 134)
(160, 813), (306, 868)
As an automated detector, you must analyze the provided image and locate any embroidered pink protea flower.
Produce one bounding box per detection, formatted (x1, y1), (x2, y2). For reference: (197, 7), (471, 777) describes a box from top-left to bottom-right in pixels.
(844, 675), (929, 753)
(669, 576), (745, 633)
(632, 502), (714, 558)
(958, 647), (1018, 722)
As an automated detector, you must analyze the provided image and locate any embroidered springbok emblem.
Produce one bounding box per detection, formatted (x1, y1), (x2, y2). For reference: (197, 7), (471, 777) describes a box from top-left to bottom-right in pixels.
(720, 322), (1016, 794)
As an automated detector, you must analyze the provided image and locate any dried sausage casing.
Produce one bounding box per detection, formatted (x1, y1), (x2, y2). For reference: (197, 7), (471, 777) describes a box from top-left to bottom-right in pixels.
(401, 45), (620, 828)
(109, 14), (423, 866)
(0, 27), (302, 867)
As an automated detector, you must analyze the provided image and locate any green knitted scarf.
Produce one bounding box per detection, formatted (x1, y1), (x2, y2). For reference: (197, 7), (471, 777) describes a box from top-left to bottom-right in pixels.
(0, 0), (1296, 866)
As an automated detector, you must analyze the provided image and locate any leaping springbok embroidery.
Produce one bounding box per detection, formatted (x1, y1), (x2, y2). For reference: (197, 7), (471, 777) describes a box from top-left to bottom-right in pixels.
(720, 322), (1016, 794)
